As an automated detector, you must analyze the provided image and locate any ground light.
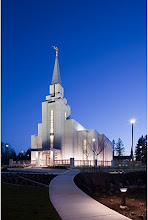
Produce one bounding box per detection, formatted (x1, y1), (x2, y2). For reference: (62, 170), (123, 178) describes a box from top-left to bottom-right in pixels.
(120, 188), (128, 209)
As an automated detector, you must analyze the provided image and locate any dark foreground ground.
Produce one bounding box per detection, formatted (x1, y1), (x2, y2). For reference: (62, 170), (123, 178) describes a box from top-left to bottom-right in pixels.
(74, 171), (147, 220)
(1, 173), (61, 220)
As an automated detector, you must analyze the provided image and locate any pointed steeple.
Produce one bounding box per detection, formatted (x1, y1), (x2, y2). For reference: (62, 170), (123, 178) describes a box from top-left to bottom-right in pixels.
(51, 46), (62, 85)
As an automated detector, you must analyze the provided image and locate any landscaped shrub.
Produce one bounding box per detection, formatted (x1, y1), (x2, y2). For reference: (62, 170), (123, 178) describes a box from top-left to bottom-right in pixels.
(74, 171), (146, 195)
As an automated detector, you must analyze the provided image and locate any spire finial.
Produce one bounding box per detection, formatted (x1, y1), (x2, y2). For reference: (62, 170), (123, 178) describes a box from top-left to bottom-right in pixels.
(51, 46), (62, 85)
(52, 46), (58, 56)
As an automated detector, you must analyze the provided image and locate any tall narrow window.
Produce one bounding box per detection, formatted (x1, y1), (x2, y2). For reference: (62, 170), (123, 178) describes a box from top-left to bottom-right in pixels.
(50, 110), (54, 134)
(55, 152), (57, 160)
(83, 139), (87, 151)
(50, 110), (54, 148)
(50, 135), (54, 149)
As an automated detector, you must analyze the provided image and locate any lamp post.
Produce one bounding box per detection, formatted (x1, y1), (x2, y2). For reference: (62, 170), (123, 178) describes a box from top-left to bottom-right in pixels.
(5, 144), (9, 165)
(130, 119), (136, 162)
(120, 188), (128, 208)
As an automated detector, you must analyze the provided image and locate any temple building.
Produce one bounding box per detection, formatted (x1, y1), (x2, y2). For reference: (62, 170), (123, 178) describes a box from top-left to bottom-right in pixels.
(31, 47), (113, 166)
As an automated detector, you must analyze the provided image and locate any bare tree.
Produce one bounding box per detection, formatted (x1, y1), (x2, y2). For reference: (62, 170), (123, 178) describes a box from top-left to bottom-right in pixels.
(79, 132), (105, 167)
(89, 134), (104, 159)
(79, 132), (92, 160)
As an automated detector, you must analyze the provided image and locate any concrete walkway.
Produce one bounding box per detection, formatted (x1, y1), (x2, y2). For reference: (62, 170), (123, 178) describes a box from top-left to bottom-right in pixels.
(49, 169), (130, 220)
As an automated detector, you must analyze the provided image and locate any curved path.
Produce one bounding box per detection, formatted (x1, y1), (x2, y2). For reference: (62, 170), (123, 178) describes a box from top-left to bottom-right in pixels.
(49, 169), (130, 220)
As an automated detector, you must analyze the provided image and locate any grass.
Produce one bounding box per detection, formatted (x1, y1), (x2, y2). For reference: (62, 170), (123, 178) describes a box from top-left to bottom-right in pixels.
(2, 183), (61, 220)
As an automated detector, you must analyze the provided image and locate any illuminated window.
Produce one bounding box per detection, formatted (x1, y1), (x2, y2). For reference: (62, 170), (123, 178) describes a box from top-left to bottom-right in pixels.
(50, 110), (54, 148)
(55, 152), (57, 159)
(50, 135), (54, 149)
(83, 139), (87, 160)
(83, 139), (87, 151)
(50, 110), (54, 134)
(50, 134), (54, 143)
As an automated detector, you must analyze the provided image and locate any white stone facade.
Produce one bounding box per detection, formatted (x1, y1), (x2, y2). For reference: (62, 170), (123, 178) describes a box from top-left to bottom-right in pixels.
(31, 51), (113, 166)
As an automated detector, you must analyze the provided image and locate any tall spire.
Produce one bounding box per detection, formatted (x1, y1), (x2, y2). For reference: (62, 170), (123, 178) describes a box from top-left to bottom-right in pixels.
(51, 46), (62, 85)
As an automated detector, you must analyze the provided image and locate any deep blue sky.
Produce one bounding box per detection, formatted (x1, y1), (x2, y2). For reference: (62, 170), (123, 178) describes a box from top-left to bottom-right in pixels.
(2, 0), (146, 155)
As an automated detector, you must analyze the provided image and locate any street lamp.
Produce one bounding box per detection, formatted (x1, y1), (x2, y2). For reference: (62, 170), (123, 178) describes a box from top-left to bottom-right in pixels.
(130, 119), (136, 162)
(5, 144), (9, 165)
(120, 188), (128, 208)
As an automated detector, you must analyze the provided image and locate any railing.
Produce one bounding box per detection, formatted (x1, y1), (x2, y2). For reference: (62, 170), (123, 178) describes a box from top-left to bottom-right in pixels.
(54, 159), (112, 167)
(74, 160), (112, 167)
(74, 160), (94, 167)
(30, 159), (143, 169)
(54, 160), (70, 167)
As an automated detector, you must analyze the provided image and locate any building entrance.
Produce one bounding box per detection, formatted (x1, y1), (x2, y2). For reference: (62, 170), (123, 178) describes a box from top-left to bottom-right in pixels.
(46, 154), (50, 166)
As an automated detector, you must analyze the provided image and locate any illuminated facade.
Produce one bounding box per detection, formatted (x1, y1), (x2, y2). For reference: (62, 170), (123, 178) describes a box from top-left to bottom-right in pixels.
(31, 49), (113, 166)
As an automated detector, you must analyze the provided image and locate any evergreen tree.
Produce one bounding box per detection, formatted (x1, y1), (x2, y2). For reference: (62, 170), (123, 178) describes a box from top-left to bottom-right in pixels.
(1, 142), (17, 165)
(143, 135), (147, 164)
(9, 148), (17, 160)
(112, 139), (115, 158)
(17, 148), (31, 160)
(135, 135), (147, 164)
(1, 142), (6, 165)
(25, 148), (31, 160)
(115, 138), (124, 156)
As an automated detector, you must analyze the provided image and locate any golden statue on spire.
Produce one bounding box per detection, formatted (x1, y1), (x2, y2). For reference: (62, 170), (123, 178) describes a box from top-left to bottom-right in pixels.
(52, 46), (58, 56)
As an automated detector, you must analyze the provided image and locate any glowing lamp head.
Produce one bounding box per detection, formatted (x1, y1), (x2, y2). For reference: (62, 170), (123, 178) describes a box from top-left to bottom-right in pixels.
(6, 144), (9, 148)
(130, 119), (136, 124)
(92, 138), (95, 142)
(120, 188), (128, 193)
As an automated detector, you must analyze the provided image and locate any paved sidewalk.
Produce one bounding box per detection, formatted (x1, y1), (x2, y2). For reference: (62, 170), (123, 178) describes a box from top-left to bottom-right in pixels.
(49, 169), (131, 220)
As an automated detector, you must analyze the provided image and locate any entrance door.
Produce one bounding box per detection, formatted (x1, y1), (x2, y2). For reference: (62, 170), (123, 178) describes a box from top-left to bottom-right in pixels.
(46, 154), (50, 166)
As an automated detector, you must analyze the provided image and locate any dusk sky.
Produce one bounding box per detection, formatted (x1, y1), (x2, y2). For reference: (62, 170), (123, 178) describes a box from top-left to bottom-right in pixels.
(2, 0), (146, 155)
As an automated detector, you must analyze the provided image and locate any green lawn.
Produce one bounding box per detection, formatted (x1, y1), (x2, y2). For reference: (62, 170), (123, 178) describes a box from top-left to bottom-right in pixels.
(2, 183), (61, 220)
